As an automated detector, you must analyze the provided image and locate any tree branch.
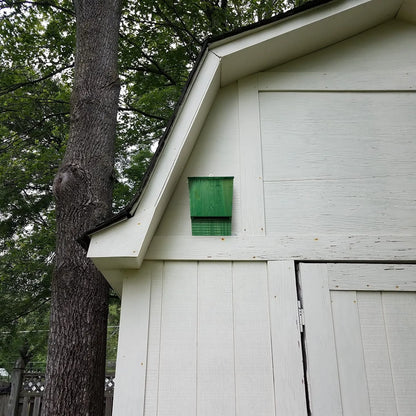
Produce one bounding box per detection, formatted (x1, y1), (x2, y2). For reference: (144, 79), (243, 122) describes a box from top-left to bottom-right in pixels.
(118, 106), (167, 121)
(0, 64), (74, 95)
(2, 297), (50, 326)
(2, 0), (75, 16)
(0, 112), (69, 152)
(140, 50), (177, 86)
(120, 34), (179, 86)
(122, 66), (175, 86)
(160, 0), (203, 46)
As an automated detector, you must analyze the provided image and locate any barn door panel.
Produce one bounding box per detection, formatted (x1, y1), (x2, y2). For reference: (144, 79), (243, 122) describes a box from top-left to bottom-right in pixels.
(267, 261), (308, 416)
(298, 263), (416, 416)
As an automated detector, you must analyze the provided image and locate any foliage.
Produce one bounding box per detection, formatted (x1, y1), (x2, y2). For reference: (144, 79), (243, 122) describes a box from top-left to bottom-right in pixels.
(0, 0), (310, 371)
(0, 0), (72, 370)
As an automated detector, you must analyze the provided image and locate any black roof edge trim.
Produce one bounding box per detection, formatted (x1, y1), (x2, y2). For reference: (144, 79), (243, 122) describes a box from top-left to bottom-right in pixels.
(205, 0), (336, 46)
(81, 0), (337, 250)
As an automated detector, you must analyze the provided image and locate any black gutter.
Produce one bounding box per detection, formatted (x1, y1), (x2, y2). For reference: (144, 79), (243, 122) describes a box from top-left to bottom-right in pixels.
(79, 0), (336, 250)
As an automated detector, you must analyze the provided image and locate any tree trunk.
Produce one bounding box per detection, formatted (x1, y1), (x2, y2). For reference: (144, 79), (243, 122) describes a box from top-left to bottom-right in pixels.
(42, 1), (122, 415)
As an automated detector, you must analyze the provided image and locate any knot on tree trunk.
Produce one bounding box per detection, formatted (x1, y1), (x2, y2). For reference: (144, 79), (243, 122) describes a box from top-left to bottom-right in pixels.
(53, 162), (112, 233)
(53, 163), (91, 202)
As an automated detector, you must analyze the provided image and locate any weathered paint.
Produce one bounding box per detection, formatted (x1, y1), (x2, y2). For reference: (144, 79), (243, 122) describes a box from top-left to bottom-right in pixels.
(88, 1), (416, 279)
(151, 19), (416, 262)
(299, 263), (416, 415)
(88, 3), (416, 415)
(113, 261), (305, 416)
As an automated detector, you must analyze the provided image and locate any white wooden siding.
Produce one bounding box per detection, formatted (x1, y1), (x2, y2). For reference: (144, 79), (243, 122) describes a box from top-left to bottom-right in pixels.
(155, 83), (241, 237)
(146, 234), (416, 262)
(267, 261), (307, 415)
(260, 91), (416, 236)
(114, 261), (306, 415)
(146, 20), (416, 264)
(299, 263), (416, 416)
(107, 16), (416, 416)
(197, 262), (235, 416)
(143, 262), (163, 416)
(157, 262), (198, 415)
(112, 268), (152, 416)
(267, 20), (416, 74)
(233, 262), (275, 415)
(237, 75), (265, 236)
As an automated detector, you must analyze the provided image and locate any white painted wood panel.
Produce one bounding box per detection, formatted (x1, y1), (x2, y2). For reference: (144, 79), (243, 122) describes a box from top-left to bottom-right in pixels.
(331, 290), (371, 415)
(233, 262), (275, 415)
(300, 263), (416, 416)
(397, 1), (416, 24)
(259, 71), (416, 91)
(357, 292), (398, 415)
(299, 263), (343, 416)
(143, 262), (163, 416)
(260, 92), (416, 237)
(238, 75), (265, 236)
(155, 83), (241, 237)
(260, 92), (416, 182)
(113, 268), (151, 416)
(197, 262), (235, 416)
(142, 260), (308, 415)
(146, 234), (416, 262)
(328, 263), (416, 291)
(215, 1), (405, 86)
(267, 261), (307, 416)
(382, 292), (416, 415)
(267, 20), (416, 74)
(264, 178), (416, 235)
(157, 261), (198, 416)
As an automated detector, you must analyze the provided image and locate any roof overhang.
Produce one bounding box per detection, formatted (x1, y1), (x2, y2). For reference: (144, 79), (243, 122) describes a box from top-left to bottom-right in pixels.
(87, 0), (415, 295)
(212, 0), (405, 85)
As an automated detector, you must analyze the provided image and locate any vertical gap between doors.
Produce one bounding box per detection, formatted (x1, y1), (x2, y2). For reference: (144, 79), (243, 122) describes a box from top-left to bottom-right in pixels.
(295, 262), (312, 416)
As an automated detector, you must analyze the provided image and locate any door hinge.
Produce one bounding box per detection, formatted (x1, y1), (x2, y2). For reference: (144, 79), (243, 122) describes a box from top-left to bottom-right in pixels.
(297, 300), (305, 333)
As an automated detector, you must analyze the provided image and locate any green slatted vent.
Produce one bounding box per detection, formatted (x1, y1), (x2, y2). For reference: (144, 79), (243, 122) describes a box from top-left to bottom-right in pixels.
(188, 177), (234, 236)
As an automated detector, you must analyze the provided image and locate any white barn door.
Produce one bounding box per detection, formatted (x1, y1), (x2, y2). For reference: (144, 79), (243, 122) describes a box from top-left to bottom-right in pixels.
(298, 263), (416, 416)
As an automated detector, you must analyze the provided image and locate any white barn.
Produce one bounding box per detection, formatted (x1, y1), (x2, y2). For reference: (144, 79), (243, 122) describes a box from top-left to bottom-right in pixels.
(87, 0), (416, 414)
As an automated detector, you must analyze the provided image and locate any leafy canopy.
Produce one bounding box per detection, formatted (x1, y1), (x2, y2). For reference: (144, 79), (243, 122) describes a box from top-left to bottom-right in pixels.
(0, 0), (310, 371)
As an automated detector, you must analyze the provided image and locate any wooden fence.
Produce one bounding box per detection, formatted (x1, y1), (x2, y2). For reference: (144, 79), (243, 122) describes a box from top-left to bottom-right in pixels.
(0, 366), (114, 416)
(0, 383), (9, 416)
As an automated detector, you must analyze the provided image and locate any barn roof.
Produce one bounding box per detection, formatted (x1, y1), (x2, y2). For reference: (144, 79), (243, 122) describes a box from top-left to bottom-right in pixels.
(85, 0), (416, 294)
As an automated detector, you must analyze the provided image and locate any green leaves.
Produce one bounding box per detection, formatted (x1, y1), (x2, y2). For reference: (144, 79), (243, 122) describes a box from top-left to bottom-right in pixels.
(0, 0), (311, 370)
(0, 1), (73, 367)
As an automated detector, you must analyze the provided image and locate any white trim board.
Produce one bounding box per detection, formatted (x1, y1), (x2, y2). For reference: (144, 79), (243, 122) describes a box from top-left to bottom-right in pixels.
(258, 71), (416, 91)
(145, 235), (416, 262)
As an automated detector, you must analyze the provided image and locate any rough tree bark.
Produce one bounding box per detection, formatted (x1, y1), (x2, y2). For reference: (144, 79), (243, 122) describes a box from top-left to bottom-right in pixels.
(42, 1), (122, 415)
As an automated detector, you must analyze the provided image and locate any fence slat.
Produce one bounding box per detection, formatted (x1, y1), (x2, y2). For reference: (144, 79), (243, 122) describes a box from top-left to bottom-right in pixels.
(21, 396), (30, 416)
(7, 358), (25, 416)
(105, 396), (113, 416)
(33, 396), (41, 416)
(0, 395), (9, 416)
